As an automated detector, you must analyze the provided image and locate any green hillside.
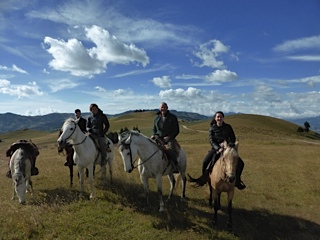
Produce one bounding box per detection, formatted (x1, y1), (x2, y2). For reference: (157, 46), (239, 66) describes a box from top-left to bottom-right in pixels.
(0, 113), (319, 240)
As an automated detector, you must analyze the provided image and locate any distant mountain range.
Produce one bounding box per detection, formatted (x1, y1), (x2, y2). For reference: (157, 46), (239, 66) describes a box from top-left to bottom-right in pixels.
(0, 110), (318, 134)
(0, 110), (211, 134)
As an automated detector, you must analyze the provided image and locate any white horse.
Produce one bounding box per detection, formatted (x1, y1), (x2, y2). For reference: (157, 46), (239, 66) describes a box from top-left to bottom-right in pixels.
(57, 118), (114, 199)
(118, 131), (187, 212)
(10, 148), (34, 204)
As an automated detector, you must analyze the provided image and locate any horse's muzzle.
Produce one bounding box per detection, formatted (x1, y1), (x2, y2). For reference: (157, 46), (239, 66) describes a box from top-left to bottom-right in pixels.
(227, 175), (236, 183)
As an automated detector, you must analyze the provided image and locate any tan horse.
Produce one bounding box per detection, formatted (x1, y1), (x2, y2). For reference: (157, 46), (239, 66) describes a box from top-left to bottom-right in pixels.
(189, 140), (239, 228)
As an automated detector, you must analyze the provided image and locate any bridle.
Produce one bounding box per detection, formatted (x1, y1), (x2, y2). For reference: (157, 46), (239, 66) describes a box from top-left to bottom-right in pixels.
(61, 121), (87, 146)
(120, 133), (160, 170)
(219, 145), (237, 181)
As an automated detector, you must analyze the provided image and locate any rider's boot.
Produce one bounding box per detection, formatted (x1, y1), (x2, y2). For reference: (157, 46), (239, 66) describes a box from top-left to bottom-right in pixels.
(31, 157), (39, 176)
(235, 157), (246, 190)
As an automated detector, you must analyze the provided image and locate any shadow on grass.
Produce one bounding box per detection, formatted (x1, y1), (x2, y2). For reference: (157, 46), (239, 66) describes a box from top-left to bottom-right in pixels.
(306, 132), (320, 140)
(28, 177), (320, 240)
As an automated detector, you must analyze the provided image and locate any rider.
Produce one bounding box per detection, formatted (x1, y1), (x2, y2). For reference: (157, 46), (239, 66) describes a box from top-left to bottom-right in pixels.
(5, 139), (40, 178)
(87, 103), (110, 167)
(151, 102), (180, 173)
(64, 109), (87, 166)
(193, 111), (246, 190)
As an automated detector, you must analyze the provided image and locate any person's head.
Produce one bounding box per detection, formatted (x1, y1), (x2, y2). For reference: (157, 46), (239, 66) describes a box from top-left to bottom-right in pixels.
(159, 102), (168, 115)
(210, 111), (225, 126)
(89, 103), (99, 115)
(74, 109), (82, 119)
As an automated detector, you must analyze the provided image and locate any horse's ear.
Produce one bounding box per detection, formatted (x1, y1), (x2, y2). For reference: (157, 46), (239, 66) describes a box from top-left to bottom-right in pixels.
(235, 140), (239, 150)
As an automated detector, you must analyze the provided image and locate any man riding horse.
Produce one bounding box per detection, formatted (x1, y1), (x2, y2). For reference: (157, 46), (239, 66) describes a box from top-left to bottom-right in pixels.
(151, 102), (180, 173)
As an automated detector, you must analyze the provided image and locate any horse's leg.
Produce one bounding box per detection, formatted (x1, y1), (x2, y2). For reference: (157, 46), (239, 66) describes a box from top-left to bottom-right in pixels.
(156, 175), (165, 212)
(78, 166), (85, 197)
(69, 164), (74, 187)
(11, 181), (16, 200)
(140, 175), (150, 207)
(88, 164), (95, 199)
(208, 182), (213, 207)
(108, 159), (113, 185)
(167, 174), (175, 201)
(100, 165), (107, 189)
(227, 190), (235, 228)
(179, 171), (187, 200)
(212, 190), (219, 225)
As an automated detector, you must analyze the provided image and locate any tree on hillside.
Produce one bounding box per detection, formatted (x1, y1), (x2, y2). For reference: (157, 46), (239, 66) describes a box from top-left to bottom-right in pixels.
(304, 121), (310, 132)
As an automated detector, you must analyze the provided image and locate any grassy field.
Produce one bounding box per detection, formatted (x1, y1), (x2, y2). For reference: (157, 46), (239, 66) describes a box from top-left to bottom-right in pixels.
(0, 113), (320, 240)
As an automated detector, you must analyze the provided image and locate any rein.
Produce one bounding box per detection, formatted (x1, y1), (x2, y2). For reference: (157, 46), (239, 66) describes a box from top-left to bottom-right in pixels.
(62, 121), (87, 146)
(121, 136), (160, 170)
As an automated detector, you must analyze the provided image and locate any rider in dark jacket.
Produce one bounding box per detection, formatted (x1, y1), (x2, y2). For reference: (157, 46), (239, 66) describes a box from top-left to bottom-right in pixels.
(152, 102), (179, 171)
(199, 111), (246, 190)
(87, 103), (110, 167)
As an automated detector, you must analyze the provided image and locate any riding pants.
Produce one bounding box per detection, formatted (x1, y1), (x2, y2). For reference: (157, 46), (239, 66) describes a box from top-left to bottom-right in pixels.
(98, 136), (107, 166)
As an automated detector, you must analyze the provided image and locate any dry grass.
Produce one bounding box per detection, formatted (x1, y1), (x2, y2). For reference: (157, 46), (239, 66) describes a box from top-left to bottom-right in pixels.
(0, 113), (320, 240)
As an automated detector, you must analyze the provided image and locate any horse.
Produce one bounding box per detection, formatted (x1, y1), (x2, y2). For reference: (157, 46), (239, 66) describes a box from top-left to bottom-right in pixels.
(9, 142), (38, 204)
(57, 118), (114, 199)
(118, 130), (187, 212)
(188, 140), (239, 228)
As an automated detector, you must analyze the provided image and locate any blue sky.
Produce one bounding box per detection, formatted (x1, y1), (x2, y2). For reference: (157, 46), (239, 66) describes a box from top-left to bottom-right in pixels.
(0, 0), (320, 119)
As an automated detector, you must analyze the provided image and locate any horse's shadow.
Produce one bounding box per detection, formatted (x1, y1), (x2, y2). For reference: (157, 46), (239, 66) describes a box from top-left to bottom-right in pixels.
(28, 180), (320, 239)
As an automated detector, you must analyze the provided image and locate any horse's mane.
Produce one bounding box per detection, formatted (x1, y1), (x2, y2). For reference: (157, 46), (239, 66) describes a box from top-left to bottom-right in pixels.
(63, 117), (76, 127)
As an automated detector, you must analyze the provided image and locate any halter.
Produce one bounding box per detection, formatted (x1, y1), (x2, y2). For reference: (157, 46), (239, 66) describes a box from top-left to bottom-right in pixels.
(120, 133), (160, 170)
(62, 121), (87, 146)
(219, 146), (236, 181)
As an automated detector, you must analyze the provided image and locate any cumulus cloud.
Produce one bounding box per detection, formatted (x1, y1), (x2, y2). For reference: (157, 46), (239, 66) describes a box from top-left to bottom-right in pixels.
(43, 25), (150, 77)
(0, 79), (43, 98)
(192, 40), (230, 69)
(151, 76), (171, 88)
(205, 69), (238, 84)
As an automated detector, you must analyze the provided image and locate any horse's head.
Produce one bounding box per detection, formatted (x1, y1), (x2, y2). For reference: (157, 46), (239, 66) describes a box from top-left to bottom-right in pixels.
(220, 140), (239, 183)
(57, 118), (78, 148)
(118, 131), (138, 173)
(13, 173), (27, 204)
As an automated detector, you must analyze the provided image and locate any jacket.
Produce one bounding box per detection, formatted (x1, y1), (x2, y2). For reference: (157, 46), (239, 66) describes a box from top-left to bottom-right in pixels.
(209, 122), (236, 151)
(87, 110), (110, 137)
(153, 110), (179, 141)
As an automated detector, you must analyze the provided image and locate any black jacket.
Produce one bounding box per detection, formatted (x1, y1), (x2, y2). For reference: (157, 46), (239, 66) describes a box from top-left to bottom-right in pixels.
(209, 122), (236, 151)
(87, 110), (110, 137)
(77, 117), (87, 132)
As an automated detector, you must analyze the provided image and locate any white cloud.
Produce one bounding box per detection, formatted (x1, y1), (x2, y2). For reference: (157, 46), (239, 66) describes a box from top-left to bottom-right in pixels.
(95, 86), (106, 92)
(43, 25), (149, 77)
(0, 64), (28, 74)
(48, 79), (80, 92)
(286, 55), (320, 62)
(273, 35), (320, 52)
(0, 79), (43, 98)
(86, 25), (149, 67)
(192, 40), (230, 69)
(205, 70), (238, 84)
(151, 76), (171, 88)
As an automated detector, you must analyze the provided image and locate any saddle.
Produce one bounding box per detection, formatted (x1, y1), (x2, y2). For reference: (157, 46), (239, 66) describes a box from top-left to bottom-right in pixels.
(152, 136), (180, 160)
(88, 133), (112, 153)
(6, 140), (39, 162)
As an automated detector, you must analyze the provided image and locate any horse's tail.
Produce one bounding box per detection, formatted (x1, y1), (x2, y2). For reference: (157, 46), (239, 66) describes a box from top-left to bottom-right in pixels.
(187, 171), (209, 188)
